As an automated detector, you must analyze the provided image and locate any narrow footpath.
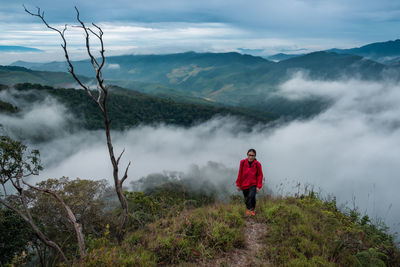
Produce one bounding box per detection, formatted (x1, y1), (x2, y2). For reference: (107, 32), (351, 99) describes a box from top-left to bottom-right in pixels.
(199, 217), (270, 267)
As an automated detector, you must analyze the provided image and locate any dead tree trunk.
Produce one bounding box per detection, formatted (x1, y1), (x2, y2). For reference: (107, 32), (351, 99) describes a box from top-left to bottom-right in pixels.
(24, 5), (131, 242)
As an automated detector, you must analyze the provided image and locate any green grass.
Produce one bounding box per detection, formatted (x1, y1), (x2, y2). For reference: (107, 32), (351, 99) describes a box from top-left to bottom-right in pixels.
(255, 193), (400, 266)
(83, 202), (245, 266)
(81, 191), (400, 266)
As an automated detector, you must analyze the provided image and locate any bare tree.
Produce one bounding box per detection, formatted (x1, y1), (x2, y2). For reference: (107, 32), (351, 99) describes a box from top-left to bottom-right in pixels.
(21, 179), (86, 258)
(24, 5), (131, 242)
(0, 136), (68, 262)
(1, 136), (88, 260)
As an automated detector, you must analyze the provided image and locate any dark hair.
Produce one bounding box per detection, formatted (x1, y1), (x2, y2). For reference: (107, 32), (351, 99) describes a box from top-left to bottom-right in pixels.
(247, 148), (256, 155)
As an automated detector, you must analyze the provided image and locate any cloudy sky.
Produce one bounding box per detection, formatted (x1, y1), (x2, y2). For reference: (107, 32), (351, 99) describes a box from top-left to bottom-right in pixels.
(1, 0), (400, 64)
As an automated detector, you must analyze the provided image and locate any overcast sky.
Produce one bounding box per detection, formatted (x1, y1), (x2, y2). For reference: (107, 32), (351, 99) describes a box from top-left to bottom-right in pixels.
(1, 0), (400, 64)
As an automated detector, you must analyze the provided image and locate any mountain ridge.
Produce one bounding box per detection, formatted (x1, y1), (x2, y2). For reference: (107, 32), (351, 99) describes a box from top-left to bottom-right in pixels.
(9, 49), (397, 106)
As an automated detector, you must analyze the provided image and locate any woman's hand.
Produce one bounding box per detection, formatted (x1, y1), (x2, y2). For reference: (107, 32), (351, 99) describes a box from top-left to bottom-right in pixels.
(256, 188), (260, 193)
(237, 186), (242, 191)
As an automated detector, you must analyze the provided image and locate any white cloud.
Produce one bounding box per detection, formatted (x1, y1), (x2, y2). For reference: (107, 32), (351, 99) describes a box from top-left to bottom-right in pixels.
(105, 63), (120, 70)
(1, 0), (400, 66)
(0, 89), (74, 141)
(2, 74), (400, 238)
(0, 20), (362, 65)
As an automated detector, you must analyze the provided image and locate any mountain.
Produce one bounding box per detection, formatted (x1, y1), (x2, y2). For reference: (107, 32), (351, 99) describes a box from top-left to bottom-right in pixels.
(267, 39), (400, 64)
(0, 65), (91, 87)
(0, 64), (331, 121)
(0, 65), (228, 106)
(2, 83), (274, 132)
(326, 39), (400, 63)
(11, 50), (397, 106)
(0, 45), (42, 52)
(276, 51), (385, 80)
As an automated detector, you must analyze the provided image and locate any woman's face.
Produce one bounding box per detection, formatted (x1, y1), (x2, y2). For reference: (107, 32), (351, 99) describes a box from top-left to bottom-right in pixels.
(247, 152), (256, 162)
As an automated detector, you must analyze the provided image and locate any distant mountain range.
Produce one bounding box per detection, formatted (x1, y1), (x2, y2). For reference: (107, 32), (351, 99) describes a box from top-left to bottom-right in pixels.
(10, 47), (398, 106)
(4, 39), (400, 121)
(267, 39), (400, 64)
(0, 66), (328, 122)
(326, 39), (400, 63)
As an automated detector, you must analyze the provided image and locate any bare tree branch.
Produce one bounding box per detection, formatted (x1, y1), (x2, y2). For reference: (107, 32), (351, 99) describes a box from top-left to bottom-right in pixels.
(120, 161), (131, 185)
(22, 178), (86, 258)
(25, 5), (131, 242)
(24, 5), (103, 111)
(75, 7), (100, 69)
(0, 191), (68, 262)
(116, 148), (125, 165)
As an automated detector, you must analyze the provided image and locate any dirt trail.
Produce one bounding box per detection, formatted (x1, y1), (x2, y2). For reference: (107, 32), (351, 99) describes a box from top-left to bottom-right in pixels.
(198, 216), (269, 267)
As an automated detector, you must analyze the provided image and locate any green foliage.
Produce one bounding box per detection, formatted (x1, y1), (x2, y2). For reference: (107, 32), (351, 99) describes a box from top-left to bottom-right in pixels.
(2, 175), (399, 266)
(12, 51), (395, 107)
(9, 83), (271, 130)
(27, 177), (113, 257)
(0, 65), (90, 86)
(149, 203), (244, 264)
(0, 208), (35, 265)
(1, 151), (398, 266)
(125, 179), (216, 230)
(0, 135), (42, 189)
(355, 248), (388, 267)
(256, 195), (400, 266)
(84, 202), (245, 266)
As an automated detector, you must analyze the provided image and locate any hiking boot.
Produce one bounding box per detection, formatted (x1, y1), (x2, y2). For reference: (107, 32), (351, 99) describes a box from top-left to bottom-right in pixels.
(250, 210), (255, 216)
(246, 209), (251, 215)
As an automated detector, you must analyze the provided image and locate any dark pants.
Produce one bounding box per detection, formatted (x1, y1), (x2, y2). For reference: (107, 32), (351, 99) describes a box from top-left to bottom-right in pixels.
(242, 185), (257, 211)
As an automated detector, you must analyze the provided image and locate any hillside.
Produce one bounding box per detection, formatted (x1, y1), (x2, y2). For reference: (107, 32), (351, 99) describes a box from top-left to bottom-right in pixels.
(276, 51), (385, 80)
(86, 194), (399, 266)
(4, 83), (274, 131)
(268, 39), (400, 64)
(0, 65), (91, 87)
(0, 79), (333, 126)
(2, 174), (399, 266)
(11, 50), (400, 107)
(327, 39), (400, 63)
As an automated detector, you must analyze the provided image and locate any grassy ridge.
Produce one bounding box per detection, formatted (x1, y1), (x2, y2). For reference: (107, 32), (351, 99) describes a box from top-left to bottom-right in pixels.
(80, 192), (400, 266)
(3, 175), (399, 266)
(256, 194), (400, 266)
(84, 202), (245, 266)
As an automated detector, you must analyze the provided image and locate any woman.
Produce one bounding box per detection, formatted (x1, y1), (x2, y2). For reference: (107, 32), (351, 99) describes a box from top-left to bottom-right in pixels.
(236, 148), (263, 216)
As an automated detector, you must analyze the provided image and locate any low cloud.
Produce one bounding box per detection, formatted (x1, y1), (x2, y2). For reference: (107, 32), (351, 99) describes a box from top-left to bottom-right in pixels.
(1, 76), (400, 237)
(105, 63), (120, 70)
(0, 88), (74, 142)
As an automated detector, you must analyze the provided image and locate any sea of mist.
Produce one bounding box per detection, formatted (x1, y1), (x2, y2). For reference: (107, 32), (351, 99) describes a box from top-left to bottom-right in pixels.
(1, 73), (400, 238)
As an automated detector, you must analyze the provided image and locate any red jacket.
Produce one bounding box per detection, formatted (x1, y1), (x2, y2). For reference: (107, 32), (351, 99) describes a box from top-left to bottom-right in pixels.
(236, 158), (263, 190)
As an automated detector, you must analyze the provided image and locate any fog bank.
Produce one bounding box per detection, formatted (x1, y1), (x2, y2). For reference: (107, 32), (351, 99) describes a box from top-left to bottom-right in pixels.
(1, 76), (400, 236)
